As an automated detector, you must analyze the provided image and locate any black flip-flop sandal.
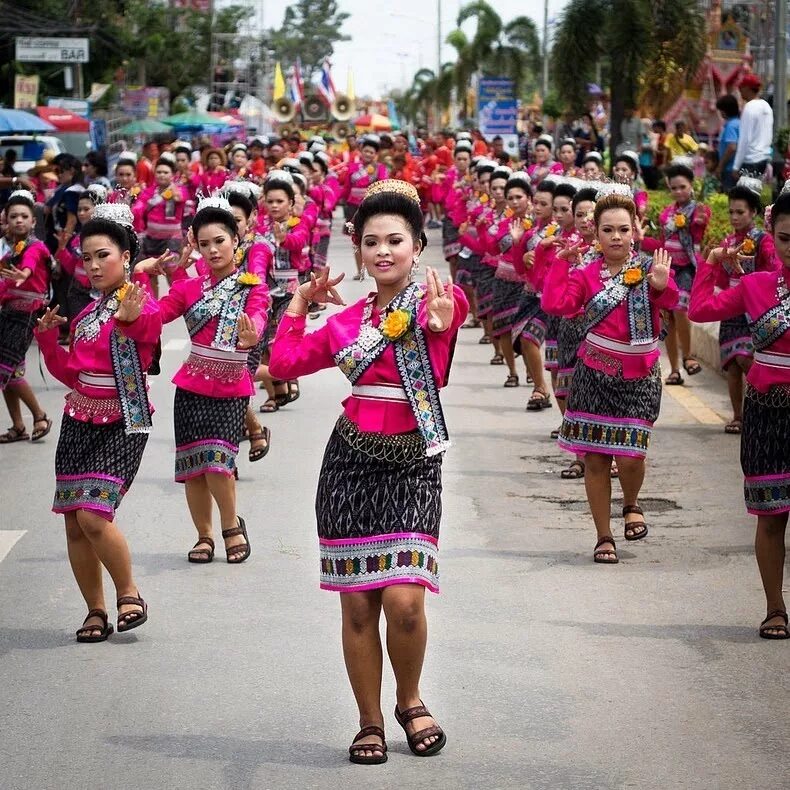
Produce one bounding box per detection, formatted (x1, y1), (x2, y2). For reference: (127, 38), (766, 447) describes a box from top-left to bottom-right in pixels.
(259, 398), (279, 413)
(665, 371), (684, 385)
(560, 460), (585, 479)
(0, 426), (29, 443)
(623, 505), (649, 541)
(287, 380), (300, 403)
(490, 354), (504, 365)
(31, 415), (52, 442)
(593, 535), (619, 564)
(394, 702), (447, 757)
(188, 536), (215, 563)
(478, 335), (492, 345)
(223, 516), (251, 564)
(724, 419), (742, 434)
(76, 609), (113, 643)
(759, 610), (789, 640)
(504, 374), (519, 387)
(348, 726), (388, 765)
(526, 390), (552, 411)
(116, 594), (148, 633)
(248, 427), (271, 462)
(683, 357), (702, 376)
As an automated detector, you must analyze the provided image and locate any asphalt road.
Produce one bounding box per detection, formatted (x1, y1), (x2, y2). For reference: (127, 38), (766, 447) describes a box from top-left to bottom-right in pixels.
(1, 223), (787, 790)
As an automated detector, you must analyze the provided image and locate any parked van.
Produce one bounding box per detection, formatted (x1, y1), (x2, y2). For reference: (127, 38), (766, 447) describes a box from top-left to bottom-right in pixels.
(0, 135), (65, 175)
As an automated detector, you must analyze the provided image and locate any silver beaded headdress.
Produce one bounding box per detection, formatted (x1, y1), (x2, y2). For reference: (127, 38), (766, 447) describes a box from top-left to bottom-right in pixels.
(195, 193), (233, 214)
(595, 182), (632, 200)
(736, 175), (764, 197)
(8, 188), (36, 205)
(93, 201), (135, 228)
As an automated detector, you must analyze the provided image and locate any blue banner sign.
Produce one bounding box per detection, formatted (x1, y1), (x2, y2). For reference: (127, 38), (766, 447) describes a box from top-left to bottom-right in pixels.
(478, 78), (517, 137)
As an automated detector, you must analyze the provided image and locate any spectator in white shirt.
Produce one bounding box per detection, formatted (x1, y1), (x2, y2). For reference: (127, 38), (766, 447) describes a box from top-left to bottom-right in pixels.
(733, 73), (774, 176)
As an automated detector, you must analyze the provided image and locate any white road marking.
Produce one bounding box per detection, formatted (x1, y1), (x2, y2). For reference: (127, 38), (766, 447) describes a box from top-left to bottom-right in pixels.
(163, 338), (189, 352)
(0, 531), (26, 564)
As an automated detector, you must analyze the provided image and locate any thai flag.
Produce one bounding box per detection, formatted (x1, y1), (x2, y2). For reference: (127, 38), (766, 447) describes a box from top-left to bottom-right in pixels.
(317, 60), (336, 107)
(290, 59), (304, 109)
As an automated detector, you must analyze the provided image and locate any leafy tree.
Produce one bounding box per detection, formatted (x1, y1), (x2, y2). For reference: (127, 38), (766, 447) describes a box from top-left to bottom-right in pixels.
(551, 0), (706, 156)
(268, 0), (350, 83)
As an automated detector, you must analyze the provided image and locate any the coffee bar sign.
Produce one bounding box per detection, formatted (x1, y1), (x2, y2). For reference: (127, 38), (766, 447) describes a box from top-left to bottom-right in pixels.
(16, 38), (90, 64)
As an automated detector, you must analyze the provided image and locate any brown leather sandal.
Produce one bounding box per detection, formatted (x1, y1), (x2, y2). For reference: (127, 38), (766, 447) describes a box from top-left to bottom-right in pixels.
(76, 609), (113, 643)
(394, 702), (447, 757)
(759, 610), (789, 640)
(248, 427), (271, 462)
(223, 516), (250, 564)
(116, 594), (148, 633)
(348, 725), (388, 765)
(623, 505), (649, 541)
(593, 535), (618, 564)
(188, 536), (215, 564)
(0, 425), (29, 443)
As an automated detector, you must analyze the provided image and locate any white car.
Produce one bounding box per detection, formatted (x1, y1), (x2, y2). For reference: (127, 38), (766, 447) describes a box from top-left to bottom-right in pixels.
(0, 135), (65, 175)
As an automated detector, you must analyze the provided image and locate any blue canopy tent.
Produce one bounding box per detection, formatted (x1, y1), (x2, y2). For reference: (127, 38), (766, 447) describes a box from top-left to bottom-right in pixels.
(0, 108), (56, 133)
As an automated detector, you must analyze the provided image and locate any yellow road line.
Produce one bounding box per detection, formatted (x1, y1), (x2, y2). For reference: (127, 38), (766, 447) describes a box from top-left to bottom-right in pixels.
(663, 383), (726, 425)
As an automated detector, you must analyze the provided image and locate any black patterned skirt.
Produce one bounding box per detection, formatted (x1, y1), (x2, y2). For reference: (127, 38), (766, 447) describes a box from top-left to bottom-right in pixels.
(66, 280), (94, 327)
(316, 416), (442, 593)
(0, 307), (38, 389)
(544, 314), (561, 371)
(442, 217), (461, 259)
(556, 315), (587, 399)
(312, 235), (330, 270)
(672, 264), (695, 312)
(558, 360), (662, 459)
(53, 415), (149, 522)
(741, 384), (790, 516)
(719, 314), (753, 369)
(455, 251), (480, 289)
(512, 292), (547, 352)
(263, 295), (291, 353)
(491, 277), (524, 337)
(173, 388), (247, 482)
(473, 262), (497, 319)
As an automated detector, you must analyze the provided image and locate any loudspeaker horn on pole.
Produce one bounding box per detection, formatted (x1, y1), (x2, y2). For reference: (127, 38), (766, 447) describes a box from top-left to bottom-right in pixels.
(272, 97), (296, 122)
(333, 122), (351, 140)
(331, 94), (355, 122)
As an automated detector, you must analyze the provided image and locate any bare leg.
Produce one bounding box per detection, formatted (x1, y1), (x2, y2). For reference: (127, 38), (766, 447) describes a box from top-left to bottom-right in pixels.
(522, 341), (548, 393)
(726, 365), (744, 423)
(74, 509), (140, 625)
(616, 455), (647, 538)
(675, 310), (693, 361)
(664, 312), (680, 375)
(498, 333), (518, 378)
(382, 584), (442, 752)
(185, 475), (214, 553)
(755, 514), (788, 635)
(341, 591), (385, 757)
(584, 452), (615, 558)
(65, 512), (106, 637)
(2, 388), (25, 432)
(205, 472), (246, 557)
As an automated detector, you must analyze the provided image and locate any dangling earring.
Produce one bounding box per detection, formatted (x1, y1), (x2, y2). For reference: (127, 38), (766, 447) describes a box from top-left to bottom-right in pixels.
(410, 256), (420, 280)
(123, 260), (131, 280)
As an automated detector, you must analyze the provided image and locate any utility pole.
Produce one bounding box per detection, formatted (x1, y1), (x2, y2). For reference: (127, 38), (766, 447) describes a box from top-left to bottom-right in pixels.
(541, 0), (549, 99)
(435, 0), (442, 130)
(775, 0), (788, 132)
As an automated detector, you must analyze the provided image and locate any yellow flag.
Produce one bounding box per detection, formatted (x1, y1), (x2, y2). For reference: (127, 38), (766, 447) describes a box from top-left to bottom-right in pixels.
(346, 67), (355, 103)
(273, 62), (286, 101)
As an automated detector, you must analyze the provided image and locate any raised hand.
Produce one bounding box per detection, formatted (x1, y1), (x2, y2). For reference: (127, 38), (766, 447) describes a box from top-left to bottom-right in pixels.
(523, 250), (536, 270)
(37, 305), (68, 333)
(114, 283), (147, 323)
(425, 266), (455, 332)
(273, 220), (288, 245)
(557, 239), (583, 265)
(647, 248), (671, 291)
(296, 267), (346, 306)
(509, 219), (525, 243)
(236, 313), (259, 349)
(0, 264), (28, 284)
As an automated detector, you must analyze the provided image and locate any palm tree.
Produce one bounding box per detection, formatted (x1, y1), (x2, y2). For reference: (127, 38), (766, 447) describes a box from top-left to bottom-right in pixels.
(552, 0), (707, 156)
(400, 65), (456, 126)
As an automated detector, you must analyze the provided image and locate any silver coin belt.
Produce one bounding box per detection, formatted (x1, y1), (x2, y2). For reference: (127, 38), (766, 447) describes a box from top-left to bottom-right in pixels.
(335, 414), (426, 464)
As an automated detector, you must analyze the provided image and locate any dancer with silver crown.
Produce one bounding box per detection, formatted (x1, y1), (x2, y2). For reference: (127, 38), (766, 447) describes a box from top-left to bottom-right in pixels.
(134, 193), (269, 565)
(270, 179), (468, 765)
(35, 200), (161, 641)
(0, 189), (55, 444)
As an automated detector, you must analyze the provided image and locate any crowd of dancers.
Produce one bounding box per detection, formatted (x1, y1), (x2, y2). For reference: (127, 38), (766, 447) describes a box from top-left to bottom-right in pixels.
(0, 125), (788, 764)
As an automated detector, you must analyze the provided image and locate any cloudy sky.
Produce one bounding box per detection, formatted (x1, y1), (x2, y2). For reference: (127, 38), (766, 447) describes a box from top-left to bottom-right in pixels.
(233, 0), (569, 97)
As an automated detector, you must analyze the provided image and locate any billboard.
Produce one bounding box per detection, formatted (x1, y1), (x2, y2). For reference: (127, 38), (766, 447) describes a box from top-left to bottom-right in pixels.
(477, 78), (517, 137)
(14, 74), (39, 109)
(16, 37), (89, 63)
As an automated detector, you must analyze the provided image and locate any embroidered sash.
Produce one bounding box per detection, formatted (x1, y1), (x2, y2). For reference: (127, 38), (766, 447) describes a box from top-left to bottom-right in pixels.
(664, 202), (698, 267)
(110, 329), (152, 434)
(183, 273), (252, 351)
(750, 286), (790, 352)
(584, 254), (654, 345)
(724, 228), (765, 277)
(334, 283), (452, 456)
